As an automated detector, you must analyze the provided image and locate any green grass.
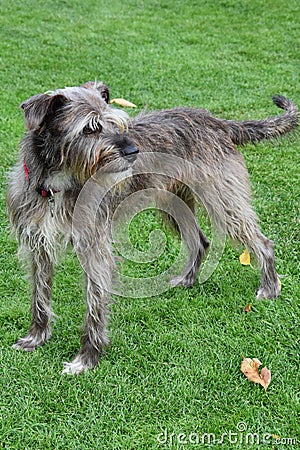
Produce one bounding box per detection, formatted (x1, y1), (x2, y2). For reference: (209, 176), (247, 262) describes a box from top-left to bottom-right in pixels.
(0, 0), (299, 448)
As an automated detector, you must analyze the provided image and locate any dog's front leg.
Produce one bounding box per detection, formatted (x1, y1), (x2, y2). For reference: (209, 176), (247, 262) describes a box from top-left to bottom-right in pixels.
(13, 247), (54, 351)
(62, 236), (113, 375)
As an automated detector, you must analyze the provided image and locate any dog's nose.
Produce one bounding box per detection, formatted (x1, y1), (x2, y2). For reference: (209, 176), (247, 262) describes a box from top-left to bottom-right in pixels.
(121, 143), (139, 162)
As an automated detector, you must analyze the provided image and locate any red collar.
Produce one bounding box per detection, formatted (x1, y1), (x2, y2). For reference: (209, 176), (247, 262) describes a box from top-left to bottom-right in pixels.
(23, 161), (30, 181)
(36, 187), (60, 198)
(23, 161), (60, 197)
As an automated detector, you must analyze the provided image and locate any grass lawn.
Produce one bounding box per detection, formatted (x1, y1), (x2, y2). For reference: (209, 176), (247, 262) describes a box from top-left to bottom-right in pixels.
(0, 0), (299, 448)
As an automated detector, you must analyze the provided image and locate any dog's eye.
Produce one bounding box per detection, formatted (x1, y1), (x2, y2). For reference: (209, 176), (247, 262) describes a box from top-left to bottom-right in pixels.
(82, 125), (94, 135)
(82, 123), (103, 135)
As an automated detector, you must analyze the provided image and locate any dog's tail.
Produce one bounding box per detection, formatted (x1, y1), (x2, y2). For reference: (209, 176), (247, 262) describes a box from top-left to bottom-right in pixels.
(225, 95), (298, 145)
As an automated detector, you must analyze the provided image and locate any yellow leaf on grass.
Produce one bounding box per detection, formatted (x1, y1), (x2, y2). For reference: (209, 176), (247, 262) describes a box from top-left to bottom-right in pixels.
(278, 277), (282, 290)
(241, 356), (271, 390)
(110, 98), (137, 108)
(239, 249), (251, 265)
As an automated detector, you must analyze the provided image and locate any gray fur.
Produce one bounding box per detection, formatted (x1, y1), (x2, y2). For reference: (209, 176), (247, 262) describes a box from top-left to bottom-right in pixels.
(7, 81), (298, 374)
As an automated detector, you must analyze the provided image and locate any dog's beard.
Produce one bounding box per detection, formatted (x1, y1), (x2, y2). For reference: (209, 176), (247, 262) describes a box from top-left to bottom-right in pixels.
(94, 167), (133, 188)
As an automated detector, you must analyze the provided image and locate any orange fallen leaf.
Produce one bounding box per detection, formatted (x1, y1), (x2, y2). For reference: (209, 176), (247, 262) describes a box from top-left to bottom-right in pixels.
(239, 249), (251, 265)
(244, 304), (252, 313)
(241, 356), (271, 390)
(259, 366), (272, 390)
(272, 434), (280, 440)
(110, 98), (137, 108)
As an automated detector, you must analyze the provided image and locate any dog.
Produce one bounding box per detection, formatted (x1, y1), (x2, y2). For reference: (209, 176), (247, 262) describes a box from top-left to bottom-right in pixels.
(6, 81), (298, 374)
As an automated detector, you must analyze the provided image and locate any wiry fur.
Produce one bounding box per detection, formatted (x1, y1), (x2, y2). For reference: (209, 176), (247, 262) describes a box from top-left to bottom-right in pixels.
(6, 81), (298, 374)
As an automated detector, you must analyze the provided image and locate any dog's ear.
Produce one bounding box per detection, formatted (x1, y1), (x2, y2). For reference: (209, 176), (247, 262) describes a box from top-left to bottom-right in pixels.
(20, 93), (67, 131)
(82, 81), (110, 104)
(98, 83), (110, 104)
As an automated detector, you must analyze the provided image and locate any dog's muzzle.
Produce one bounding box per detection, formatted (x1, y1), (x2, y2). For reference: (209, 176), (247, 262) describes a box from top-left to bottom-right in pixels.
(120, 143), (139, 163)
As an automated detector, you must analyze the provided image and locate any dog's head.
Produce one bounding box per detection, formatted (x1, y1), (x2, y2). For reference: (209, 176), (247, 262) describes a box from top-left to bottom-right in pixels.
(20, 81), (139, 183)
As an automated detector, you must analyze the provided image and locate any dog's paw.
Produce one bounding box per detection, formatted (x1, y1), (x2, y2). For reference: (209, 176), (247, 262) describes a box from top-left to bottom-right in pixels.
(12, 335), (44, 352)
(12, 339), (36, 352)
(256, 281), (281, 299)
(12, 328), (51, 352)
(170, 274), (195, 288)
(62, 356), (91, 375)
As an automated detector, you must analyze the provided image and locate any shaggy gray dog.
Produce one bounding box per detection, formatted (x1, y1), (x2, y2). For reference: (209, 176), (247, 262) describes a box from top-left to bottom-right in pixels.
(7, 81), (298, 374)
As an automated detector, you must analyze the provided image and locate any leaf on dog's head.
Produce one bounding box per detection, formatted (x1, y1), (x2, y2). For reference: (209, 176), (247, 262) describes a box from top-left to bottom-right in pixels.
(241, 356), (271, 390)
(110, 98), (137, 108)
(239, 249), (251, 265)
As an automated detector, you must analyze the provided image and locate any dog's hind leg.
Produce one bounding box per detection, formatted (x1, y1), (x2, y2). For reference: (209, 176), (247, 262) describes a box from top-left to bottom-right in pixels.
(166, 185), (210, 287)
(170, 226), (210, 288)
(244, 231), (280, 299)
(201, 155), (281, 299)
(13, 244), (54, 351)
(226, 212), (280, 298)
